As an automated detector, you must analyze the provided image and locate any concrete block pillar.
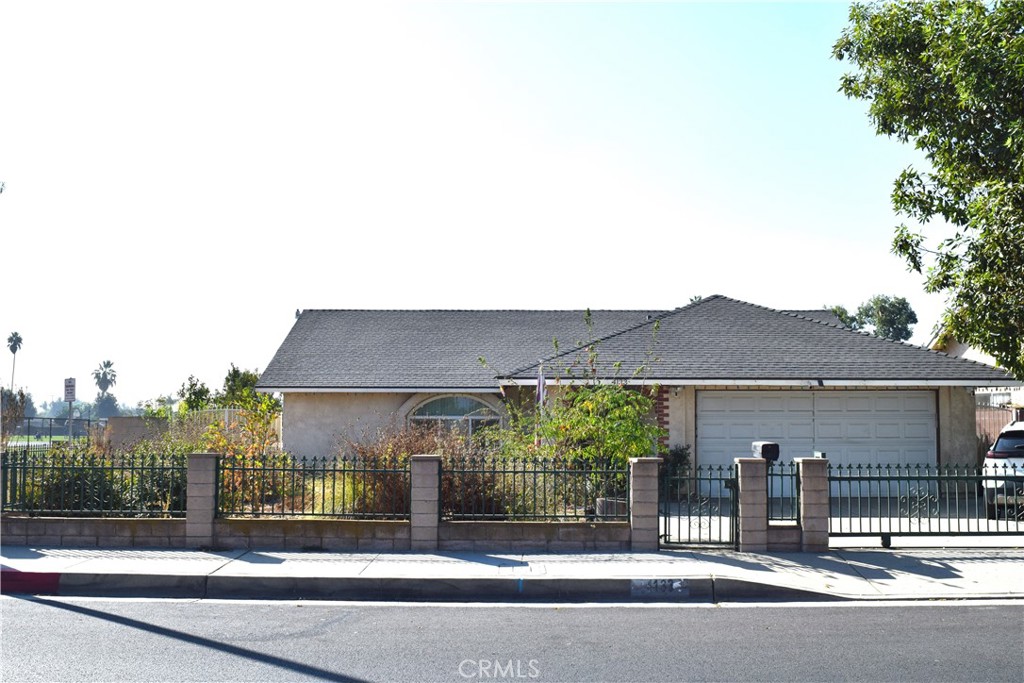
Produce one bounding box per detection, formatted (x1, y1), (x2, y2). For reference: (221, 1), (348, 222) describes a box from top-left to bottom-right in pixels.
(797, 457), (830, 552)
(735, 458), (767, 552)
(186, 452), (219, 548)
(629, 457), (661, 551)
(410, 454), (441, 551)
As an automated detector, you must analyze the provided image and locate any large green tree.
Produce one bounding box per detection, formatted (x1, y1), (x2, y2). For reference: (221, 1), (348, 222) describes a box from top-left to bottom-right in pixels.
(834, 1), (1024, 378)
(217, 364), (261, 407)
(829, 294), (918, 341)
(178, 375), (212, 412)
(216, 363), (279, 411)
(1, 388), (27, 446)
(93, 393), (120, 419)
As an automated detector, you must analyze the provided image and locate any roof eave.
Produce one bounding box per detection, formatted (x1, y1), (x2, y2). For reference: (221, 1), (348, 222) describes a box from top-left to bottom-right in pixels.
(498, 378), (1021, 388)
(257, 386), (503, 394)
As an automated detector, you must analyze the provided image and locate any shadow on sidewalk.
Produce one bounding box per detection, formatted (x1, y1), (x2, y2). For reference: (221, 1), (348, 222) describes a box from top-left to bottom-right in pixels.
(685, 550), (965, 582)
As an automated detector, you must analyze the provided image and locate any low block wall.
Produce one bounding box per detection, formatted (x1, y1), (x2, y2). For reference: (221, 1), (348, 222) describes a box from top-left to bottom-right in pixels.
(102, 416), (169, 451)
(212, 519), (411, 551)
(1, 453), (833, 552)
(1, 517), (187, 548)
(438, 522), (631, 552)
(766, 523), (802, 552)
(0, 517), (629, 552)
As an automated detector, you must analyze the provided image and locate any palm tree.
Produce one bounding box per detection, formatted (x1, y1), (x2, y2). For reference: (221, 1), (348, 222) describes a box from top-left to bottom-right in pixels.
(92, 360), (117, 397)
(7, 332), (22, 392)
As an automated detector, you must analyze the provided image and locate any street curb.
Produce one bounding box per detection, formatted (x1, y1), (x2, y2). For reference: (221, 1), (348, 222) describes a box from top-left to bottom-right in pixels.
(0, 570), (61, 595)
(59, 573), (209, 598)
(206, 576), (723, 602)
(2, 571), (840, 603)
(6, 569), (1018, 603)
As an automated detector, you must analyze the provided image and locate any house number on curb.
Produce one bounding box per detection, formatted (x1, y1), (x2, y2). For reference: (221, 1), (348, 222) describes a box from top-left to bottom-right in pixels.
(630, 578), (690, 597)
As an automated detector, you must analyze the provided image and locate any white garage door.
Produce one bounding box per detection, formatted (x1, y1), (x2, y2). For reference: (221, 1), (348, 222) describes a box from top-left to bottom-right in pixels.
(696, 391), (937, 467)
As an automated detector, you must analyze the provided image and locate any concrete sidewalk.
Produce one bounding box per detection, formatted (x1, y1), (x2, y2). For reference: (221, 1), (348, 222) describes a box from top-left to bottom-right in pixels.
(2, 545), (1022, 602)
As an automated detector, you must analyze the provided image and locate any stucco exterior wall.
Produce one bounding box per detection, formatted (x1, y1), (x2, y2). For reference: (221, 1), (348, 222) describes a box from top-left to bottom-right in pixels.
(280, 385), (981, 465)
(282, 392), (413, 459)
(667, 386), (695, 452)
(280, 391), (506, 459)
(937, 386), (979, 466)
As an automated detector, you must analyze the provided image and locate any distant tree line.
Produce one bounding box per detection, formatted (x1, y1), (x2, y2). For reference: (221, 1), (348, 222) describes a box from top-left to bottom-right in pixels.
(2, 333), (274, 423)
(828, 294), (918, 342)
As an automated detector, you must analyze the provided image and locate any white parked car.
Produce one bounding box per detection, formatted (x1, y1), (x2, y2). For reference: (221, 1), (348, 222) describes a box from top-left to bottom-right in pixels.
(981, 420), (1024, 519)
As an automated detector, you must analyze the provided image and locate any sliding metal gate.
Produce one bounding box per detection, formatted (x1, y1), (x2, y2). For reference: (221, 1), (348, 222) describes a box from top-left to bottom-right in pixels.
(829, 464), (1024, 546)
(659, 464), (737, 548)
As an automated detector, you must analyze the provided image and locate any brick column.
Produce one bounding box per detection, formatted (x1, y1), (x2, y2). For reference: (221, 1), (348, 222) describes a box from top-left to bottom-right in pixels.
(410, 454), (441, 551)
(797, 457), (830, 552)
(186, 452), (218, 548)
(653, 387), (670, 451)
(629, 457), (661, 551)
(735, 458), (767, 552)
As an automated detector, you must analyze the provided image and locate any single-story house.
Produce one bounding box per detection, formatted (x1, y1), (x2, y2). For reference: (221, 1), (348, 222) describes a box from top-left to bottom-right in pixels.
(256, 295), (1019, 466)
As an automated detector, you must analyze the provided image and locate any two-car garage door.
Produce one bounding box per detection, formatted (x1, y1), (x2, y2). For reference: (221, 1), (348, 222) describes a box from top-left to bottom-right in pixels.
(696, 391), (937, 467)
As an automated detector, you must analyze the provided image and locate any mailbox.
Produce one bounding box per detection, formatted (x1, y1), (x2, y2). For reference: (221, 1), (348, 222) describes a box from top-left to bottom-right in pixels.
(751, 441), (780, 463)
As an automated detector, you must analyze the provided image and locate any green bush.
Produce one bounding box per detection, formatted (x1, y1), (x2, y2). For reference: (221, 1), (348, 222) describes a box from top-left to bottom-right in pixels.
(127, 452), (188, 514)
(7, 446), (124, 515)
(3, 444), (188, 517)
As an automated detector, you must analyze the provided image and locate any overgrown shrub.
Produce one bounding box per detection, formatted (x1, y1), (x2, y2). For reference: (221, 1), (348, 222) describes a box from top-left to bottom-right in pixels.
(202, 395), (280, 463)
(21, 450), (129, 514)
(441, 455), (514, 519)
(3, 443), (187, 516)
(349, 456), (411, 517)
(192, 397), (298, 514)
(665, 444), (691, 470)
(120, 447), (188, 514)
(217, 450), (301, 514)
(343, 423), (510, 518)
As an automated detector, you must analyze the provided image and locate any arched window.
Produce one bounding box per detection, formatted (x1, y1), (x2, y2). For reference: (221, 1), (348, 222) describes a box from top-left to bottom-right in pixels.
(409, 396), (499, 436)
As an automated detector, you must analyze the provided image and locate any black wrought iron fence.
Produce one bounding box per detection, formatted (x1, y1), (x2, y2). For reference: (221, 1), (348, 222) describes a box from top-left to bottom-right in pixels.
(0, 449), (187, 517)
(441, 456), (629, 521)
(659, 464), (737, 547)
(217, 455), (411, 519)
(829, 463), (1023, 544)
(767, 461), (799, 522)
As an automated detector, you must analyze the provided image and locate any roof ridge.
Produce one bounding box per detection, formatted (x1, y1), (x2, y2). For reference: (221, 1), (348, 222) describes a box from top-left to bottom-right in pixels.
(501, 295), (1016, 381)
(498, 299), (719, 378)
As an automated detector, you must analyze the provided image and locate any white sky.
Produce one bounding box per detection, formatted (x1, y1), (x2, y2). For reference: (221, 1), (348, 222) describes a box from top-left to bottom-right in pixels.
(1, 2), (947, 408)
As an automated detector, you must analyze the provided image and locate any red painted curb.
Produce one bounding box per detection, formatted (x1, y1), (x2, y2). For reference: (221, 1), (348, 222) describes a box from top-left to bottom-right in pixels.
(0, 570), (62, 595)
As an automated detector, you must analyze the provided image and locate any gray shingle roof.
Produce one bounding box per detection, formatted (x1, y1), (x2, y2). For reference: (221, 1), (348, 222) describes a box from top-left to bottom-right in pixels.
(257, 296), (1018, 391)
(257, 309), (660, 390)
(782, 309), (845, 327)
(506, 296), (1017, 385)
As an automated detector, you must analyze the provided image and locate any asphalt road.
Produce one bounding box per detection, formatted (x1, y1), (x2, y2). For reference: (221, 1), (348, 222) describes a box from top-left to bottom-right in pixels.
(2, 597), (1022, 682)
